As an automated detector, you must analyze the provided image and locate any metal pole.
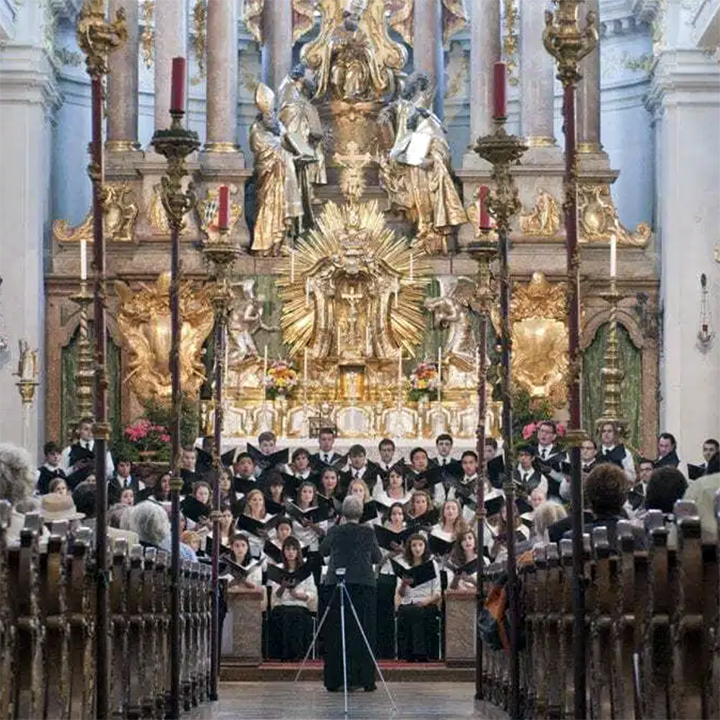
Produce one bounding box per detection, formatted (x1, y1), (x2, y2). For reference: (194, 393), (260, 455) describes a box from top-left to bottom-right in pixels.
(543, 5), (598, 717)
(75, 4), (126, 718)
(152, 101), (200, 719)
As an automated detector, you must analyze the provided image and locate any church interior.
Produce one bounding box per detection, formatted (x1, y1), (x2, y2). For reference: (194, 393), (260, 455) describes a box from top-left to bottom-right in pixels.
(0, 0), (719, 718)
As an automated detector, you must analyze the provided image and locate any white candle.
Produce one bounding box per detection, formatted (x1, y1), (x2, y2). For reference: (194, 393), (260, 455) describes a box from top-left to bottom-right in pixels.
(290, 249), (295, 283)
(80, 239), (87, 281)
(263, 345), (268, 378)
(303, 347), (308, 388)
(394, 277), (399, 307)
(397, 349), (403, 388)
(438, 346), (443, 403)
(610, 233), (617, 278)
(409, 251), (414, 281)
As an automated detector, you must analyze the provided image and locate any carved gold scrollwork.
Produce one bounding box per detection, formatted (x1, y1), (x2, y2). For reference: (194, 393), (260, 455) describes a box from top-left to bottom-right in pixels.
(511, 272), (569, 407)
(578, 183), (652, 246)
(520, 188), (562, 237)
(241, 0), (264, 43)
(190, 0), (207, 81)
(140, 0), (154, 69)
(52, 183), (139, 243)
(114, 273), (214, 402)
(385, 0), (468, 48)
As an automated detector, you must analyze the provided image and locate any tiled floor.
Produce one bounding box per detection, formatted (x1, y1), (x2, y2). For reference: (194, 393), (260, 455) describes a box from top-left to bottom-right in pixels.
(187, 681), (510, 719)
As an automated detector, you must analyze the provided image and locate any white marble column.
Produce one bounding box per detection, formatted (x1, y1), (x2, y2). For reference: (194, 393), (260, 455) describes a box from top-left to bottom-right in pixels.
(519, 0), (555, 147)
(577, 0), (602, 152)
(205, 0), (238, 151)
(154, 0), (187, 130)
(651, 49), (720, 455)
(107, 0), (139, 150)
(413, 0), (444, 117)
(0, 5), (58, 459)
(262, 0), (292, 92)
(467, 0), (501, 146)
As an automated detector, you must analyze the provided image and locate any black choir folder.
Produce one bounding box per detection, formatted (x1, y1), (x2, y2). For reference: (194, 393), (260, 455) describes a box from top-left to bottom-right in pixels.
(428, 533), (454, 557)
(235, 513), (282, 537)
(266, 562), (314, 587)
(390, 559), (436, 586)
(374, 524), (414, 550)
(284, 501), (330, 525)
(218, 557), (261, 581)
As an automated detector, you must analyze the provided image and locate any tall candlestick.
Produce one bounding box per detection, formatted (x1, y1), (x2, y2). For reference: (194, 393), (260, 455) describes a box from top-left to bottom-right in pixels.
(397, 349), (403, 390)
(303, 348), (308, 391)
(217, 185), (229, 230)
(80, 238), (87, 281)
(290, 248), (295, 283)
(493, 61), (507, 120)
(610, 233), (617, 278)
(438, 346), (443, 403)
(409, 251), (414, 281)
(479, 185), (491, 230)
(170, 57), (186, 113)
(263, 345), (268, 380)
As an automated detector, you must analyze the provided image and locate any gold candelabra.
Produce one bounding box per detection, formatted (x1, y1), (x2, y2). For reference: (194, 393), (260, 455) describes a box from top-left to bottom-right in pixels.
(596, 277), (628, 436)
(69, 282), (95, 422)
(474, 120), (527, 712)
(151, 98), (201, 713)
(543, 3), (598, 719)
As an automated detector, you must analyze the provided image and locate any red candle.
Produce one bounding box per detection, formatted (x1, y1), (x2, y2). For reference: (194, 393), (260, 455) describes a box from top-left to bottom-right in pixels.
(493, 61), (507, 120)
(218, 185), (229, 230)
(170, 56), (186, 113)
(479, 185), (491, 230)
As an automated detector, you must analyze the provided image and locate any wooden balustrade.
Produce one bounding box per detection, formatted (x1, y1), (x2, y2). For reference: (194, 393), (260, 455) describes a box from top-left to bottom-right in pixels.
(481, 494), (720, 719)
(0, 501), (212, 720)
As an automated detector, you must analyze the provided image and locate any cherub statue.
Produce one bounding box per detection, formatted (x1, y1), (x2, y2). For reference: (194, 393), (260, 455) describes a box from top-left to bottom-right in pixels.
(227, 280), (279, 363)
(15, 339), (38, 382)
(423, 277), (476, 368)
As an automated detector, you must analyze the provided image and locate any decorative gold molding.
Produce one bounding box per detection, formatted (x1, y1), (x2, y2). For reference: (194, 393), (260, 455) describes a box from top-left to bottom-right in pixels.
(105, 139), (141, 152)
(242, 0), (264, 44)
(190, 0), (207, 80)
(202, 141), (239, 153)
(140, 0), (154, 69)
(578, 183), (652, 246)
(292, 0), (315, 43)
(504, 0), (519, 85)
(526, 136), (556, 148)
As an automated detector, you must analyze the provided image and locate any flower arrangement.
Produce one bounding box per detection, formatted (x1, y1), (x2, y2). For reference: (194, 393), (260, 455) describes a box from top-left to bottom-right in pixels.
(265, 360), (298, 399)
(116, 418), (172, 462)
(408, 361), (439, 402)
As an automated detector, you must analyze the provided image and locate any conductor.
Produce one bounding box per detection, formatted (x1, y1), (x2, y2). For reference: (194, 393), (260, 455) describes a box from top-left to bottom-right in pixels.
(319, 495), (383, 692)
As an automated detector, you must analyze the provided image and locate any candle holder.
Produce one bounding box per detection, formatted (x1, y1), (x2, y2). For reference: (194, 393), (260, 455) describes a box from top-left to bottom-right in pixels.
(595, 277), (629, 436)
(69, 282), (96, 422)
(543, 3), (599, 719)
(473, 120), (526, 711)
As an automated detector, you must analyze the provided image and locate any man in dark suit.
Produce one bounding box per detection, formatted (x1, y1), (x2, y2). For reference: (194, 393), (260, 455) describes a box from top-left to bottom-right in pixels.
(534, 420), (565, 466)
(312, 427), (344, 468)
(319, 495), (383, 692)
(109, 457), (146, 503)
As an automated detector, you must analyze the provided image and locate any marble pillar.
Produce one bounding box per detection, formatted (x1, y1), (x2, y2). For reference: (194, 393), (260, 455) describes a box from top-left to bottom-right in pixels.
(519, 0), (555, 148)
(205, 0), (238, 151)
(0, 7), (58, 459)
(413, 0), (444, 117)
(153, 0), (186, 130)
(651, 49), (720, 457)
(463, 0), (501, 166)
(107, 0), (139, 150)
(262, 0), (292, 92)
(577, 0), (602, 153)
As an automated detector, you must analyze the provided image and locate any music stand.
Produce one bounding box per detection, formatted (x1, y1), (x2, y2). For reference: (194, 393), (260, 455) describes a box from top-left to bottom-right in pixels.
(295, 569), (396, 716)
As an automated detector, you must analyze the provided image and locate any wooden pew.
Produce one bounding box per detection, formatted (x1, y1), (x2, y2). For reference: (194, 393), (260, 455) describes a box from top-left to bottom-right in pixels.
(0, 502), (13, 720)
(109, 539), (129, 719)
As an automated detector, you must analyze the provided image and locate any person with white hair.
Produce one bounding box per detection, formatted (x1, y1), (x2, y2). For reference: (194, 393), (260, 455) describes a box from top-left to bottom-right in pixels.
(0, 443), (41, 544)
(125, 500), (171, 550)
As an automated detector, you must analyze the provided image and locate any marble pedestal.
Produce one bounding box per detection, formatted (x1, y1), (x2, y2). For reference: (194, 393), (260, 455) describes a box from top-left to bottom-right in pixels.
(222, 588), (265, 663)
(444, 589), (477, 664)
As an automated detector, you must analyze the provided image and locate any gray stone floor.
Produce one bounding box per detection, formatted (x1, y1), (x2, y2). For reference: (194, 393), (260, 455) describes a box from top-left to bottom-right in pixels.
(187, 682), (510, 719)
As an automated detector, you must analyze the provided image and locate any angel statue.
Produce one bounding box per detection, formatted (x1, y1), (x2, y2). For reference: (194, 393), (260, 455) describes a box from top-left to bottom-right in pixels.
(15, 339), (38, 382)
(424, 277), (477, 369)
(249, 84), (310, 256)
(379, 73), (467, 254)
(227, 279), (279, 363)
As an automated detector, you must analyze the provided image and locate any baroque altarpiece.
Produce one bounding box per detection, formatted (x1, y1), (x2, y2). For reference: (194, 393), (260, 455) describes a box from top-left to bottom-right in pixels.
(45, 0), (660, 455)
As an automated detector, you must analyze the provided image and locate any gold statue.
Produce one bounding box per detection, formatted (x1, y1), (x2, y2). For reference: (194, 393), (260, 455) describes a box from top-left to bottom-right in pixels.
(579, 183), (652, 246)
(387, 0), (468, 47)
(300, 0), (406, 102)
(53, 183), (139, 242)
(15, 340), (38, 383)
(379, 73), (467, 254)
(511, 272), (569, 407)
(423, 276), (477, 370)
(227, 279), (278, 364)
(114, 273), (214, 401)
(278, 199), (426, 361)
(278, 64), (327, 215)
(520, 188), (562, 237)
(249, 83), (307, 256)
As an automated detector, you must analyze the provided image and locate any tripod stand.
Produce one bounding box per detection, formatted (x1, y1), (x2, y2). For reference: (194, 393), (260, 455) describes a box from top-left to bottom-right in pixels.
(295, 574), (396, 716)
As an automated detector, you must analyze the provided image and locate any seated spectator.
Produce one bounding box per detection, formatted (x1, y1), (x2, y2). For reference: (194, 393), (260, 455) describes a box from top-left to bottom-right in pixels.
(108, 502), (140, 546)
(127, 501), (171, 551)
(531, 501), (567, 544)
(683, 465), (720, 542)
(49, 477), (69, 496)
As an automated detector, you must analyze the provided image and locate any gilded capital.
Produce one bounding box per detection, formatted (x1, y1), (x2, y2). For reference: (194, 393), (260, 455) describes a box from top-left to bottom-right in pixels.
(76, 0), (128, 78)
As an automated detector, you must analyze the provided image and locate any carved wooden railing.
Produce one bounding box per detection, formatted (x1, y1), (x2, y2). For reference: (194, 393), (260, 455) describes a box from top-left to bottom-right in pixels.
(482, 495), (720, 719)
(0, 503), (212, 720)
